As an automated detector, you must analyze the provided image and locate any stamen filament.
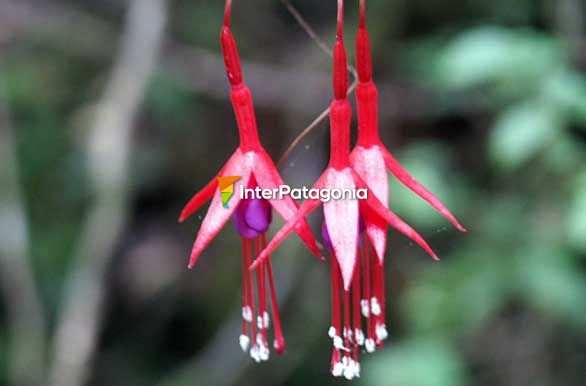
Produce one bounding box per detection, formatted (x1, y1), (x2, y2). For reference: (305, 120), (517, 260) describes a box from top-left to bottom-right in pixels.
(330, 254), (342, 343)
(246, 239), (259, 359)
(265, 255), (285, 354)
(343, 288), (351, 351)
(241, 238), (249, 335)
(352, 263), (362, 348)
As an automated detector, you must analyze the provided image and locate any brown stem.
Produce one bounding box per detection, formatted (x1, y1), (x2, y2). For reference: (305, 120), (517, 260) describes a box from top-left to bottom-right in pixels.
(276, 0), (358, 169)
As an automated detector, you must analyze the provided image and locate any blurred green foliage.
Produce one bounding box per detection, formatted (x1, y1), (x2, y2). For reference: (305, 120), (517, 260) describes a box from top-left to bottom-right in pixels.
(1, 1), (585, 386)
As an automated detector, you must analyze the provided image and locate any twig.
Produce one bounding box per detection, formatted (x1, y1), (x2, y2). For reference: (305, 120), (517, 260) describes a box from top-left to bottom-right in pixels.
(280, 0), (358, 78)
(48, 2), (167, 386)
(1, 1), (423, 124)
(277, 0), (358, 168)
(278, 107), (330, 168)
(281, 0), (333, 57)
(0, 85), (46, 386)
(277, 77), (358, 168)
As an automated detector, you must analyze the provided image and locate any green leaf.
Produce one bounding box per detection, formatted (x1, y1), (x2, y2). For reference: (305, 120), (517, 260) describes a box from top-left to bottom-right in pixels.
(515, 247), (586, 326)
(489, 102), (560, 171)
(543, 134), (582, 173)
(432, 27), (563, 91)
(543, 70), (586, 124)
(403, 249), (507, 335)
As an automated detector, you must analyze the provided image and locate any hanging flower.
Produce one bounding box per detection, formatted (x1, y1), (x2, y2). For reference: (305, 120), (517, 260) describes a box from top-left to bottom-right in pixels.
(252, 1), (442, 378)
(351, 0), (466, 264)
(179, 0), (320, 362)
(327, 0), (467, 374)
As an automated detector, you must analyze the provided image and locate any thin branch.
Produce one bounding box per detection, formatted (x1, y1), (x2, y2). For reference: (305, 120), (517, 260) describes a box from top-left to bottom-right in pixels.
(277, 77), (358, 168)
(281, 0), (333, 57)
(1, 1), (424, 123)
(281, 0), (358, 79)
(277, 0), (358, 168)
(48, 1), (167, 386)
(278, 107), (330, 168)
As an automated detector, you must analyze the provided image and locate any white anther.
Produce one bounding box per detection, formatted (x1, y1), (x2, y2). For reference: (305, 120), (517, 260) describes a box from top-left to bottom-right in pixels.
(343, 327), (350, 339)
(242, 306), (253, 322)
(263, 312), (270, 329)
(365, 338), (376, 353)
(344, 359), (357, 380)
(256, 333), (264, 346)
(259, 344), (270, 361)
(328, 326), (337, 339)
(376, 324), (388, 341)
(355, 329), (365, 346)
(257, 315), (264, 329)
(333, 336), (345, 350)
(239, 334), (250, 352)
(346, 327), (355, 343)
(361, 299), (370, 318)
(332, 362), (344, 377)
(371, 297), (381, 316)
(250, 345), (261, 363)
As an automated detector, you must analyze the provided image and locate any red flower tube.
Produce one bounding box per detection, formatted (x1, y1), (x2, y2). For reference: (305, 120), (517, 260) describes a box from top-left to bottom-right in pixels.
(179, 0), (320, 362)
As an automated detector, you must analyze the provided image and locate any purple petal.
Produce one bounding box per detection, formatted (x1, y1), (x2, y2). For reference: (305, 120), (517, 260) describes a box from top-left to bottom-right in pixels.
(245, 197), (272, 233)
(321, 222), (334, 253)
(233, 198), (272, 239)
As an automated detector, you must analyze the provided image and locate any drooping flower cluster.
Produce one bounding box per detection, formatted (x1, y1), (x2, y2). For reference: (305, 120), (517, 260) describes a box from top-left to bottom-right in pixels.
(180, 0), (464, 380)
(250, 0), (465, 379)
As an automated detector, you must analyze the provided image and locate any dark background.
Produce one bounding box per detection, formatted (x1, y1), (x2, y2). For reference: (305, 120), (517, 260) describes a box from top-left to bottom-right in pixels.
(0, 1), (585, 385)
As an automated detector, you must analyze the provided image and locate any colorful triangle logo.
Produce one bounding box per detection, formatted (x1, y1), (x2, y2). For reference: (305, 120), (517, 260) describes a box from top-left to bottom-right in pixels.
(218, 176), (241, 208)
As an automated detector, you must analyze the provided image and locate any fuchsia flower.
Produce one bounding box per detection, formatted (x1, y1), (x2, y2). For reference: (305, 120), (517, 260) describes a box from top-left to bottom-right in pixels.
(342, 0), (466, 374)
(351, 0), (466, 264)
(179, 0), (320, 362)
(251, 0), (459, 378)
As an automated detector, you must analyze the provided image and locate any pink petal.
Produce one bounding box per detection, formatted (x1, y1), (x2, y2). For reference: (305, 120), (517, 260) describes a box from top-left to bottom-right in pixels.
(188, 150), (253, 268)
(363, 215), (387, 264)
(250, 198), (322, 270)
(351, 169), (440, 261)
(179, 151), (240, 222)
(383, 148), (466, 233)
(350, 145), (388, 263)
(324, 168), (360, 291)
(253, 150), (321, 257)
(179, 178), (218, 223)
(251, 175), (327, 270)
